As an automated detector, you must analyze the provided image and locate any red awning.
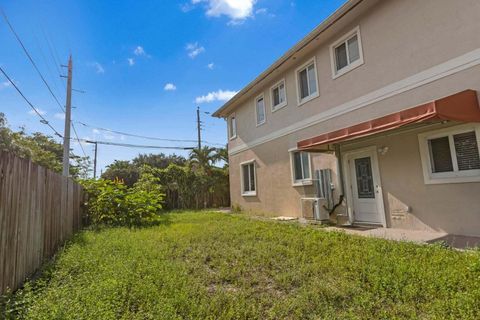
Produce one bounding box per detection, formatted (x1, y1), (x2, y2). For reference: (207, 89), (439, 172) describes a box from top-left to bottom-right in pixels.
(298, 90), (480, 150)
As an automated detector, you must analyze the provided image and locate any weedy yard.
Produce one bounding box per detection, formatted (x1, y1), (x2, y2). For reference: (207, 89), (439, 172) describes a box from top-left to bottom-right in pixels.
(2, 211), (480, 319)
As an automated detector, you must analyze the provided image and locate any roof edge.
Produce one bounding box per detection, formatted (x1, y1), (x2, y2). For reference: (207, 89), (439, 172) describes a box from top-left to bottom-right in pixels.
(212, 0), (363, 118)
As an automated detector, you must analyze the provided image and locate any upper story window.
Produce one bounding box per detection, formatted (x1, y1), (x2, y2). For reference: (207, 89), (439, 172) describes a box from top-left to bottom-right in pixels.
(255, 94), (266, 126)
(330, 26), (364, 79)
(290, 150), (312, 186)
(241, 160), (256, 196)
(296, 58), (319, 105)
(229, 114), (237, 139)
(270, 79), (287, 112)
(418, 125), (480, 184)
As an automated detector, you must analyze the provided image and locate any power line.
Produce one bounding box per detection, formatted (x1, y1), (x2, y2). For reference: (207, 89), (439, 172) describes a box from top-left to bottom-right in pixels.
(1, 8), (64, 113)
(75, 121), (225, 147)
(0, 66), (62, 138)
(78, 139), (195, 150)
(72, 122), (87, 157)
(1, 8), (223, 152)
(1, 9), (87, 158)
(76, 121), (196, 144)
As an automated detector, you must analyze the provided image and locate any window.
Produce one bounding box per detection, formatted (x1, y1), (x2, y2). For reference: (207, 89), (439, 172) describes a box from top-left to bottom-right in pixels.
(241, 161), (256, 196)
(255, 95), (266, 126)
(291, 151), (312, 185)
(271, 79), (287, 111)
(229, 114), (237, 139)
(418, 125), (480, 184)
(330, 26), (364, 78)
(296, 59), (319, 104)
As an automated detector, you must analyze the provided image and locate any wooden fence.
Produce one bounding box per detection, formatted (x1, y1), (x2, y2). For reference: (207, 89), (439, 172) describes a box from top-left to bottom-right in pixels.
(0, 151), (84, 295)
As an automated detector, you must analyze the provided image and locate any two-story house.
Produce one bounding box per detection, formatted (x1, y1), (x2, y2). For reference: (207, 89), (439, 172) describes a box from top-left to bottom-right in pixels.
(213, 0), (480, 237)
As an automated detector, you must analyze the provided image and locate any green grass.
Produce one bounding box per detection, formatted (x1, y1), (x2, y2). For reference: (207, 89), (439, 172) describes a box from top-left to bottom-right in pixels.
(2, 211), (480, 319)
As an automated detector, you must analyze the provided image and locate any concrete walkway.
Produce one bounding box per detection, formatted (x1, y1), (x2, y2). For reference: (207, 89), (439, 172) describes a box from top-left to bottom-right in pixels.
(325, 225), (480, 249)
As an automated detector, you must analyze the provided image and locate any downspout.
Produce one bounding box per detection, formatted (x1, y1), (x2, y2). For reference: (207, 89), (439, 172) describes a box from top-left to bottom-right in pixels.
(327, 144), (345, 216)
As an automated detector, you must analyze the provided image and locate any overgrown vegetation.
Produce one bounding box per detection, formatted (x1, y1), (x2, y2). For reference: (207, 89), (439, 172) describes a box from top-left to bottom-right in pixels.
(2, 212), (480, 319)
(81, 171), (164, 227)
(0, 113), (91, 178)
(102, 146), (229, 209)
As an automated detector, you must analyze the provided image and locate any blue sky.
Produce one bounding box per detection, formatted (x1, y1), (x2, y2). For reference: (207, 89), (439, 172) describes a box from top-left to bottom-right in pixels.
(0, 0), (346, 173)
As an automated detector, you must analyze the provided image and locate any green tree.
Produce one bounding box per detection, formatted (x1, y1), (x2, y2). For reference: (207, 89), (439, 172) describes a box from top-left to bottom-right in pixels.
(0, 113), (90, 177)
(101, 160), (139, 187)
(188, 146), (218, 172)
(132, 153), (186, 169)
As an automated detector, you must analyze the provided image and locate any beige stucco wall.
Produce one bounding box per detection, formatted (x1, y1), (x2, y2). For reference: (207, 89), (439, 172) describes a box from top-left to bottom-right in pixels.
(228, 0), (480, 151)
(340, 123), (480, 236)
(225, 0), (480, 236)
(230, 121), (480, 236)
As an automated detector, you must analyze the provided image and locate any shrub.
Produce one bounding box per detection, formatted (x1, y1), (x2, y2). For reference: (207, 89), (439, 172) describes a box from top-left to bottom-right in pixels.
(81, 174), (164, 227)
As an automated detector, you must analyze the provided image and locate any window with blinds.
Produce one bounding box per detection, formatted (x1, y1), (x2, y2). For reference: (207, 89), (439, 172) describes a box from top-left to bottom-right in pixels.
(423, 128), (480, 182)
(454, 131), (480, 171)
(428, 136), (454, 173)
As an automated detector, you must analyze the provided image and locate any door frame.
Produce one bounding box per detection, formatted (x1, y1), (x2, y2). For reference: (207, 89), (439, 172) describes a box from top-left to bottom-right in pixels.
(342, 145), (387, 227)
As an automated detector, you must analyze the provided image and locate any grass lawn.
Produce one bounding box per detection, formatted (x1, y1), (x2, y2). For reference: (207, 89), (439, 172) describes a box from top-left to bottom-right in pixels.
(2, 211), (480, 319)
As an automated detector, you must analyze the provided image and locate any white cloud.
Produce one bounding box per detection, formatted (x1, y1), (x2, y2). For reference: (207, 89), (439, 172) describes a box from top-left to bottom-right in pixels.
(127, 58), (135, 66)
(192, 0), (256, 22)
(180, 3), (194, 12)
(103, 133), (115, 140)
(255, 7), (275, 18)
(92, 129), (100, 134)
(28, 108), (46, 116)
(134, 46), (145, 56)
(186, 42), (205, 59)
(88, 62), (105, 74)
(134, 46), (150, 58)
(0, 81), (11, 90)
(195, 89), (238, 104)
(207, 62), (215, 70)
(164, 83), (177, 91)
(54, 112), (65, 120)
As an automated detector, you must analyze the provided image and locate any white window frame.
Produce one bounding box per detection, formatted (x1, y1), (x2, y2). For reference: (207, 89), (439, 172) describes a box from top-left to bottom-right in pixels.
(270, 78), (287, 112)
(295, 57), (319, 106)
(228, 113), (237, 140)
(418, 124), (480, 184)
(254, 93), (266, 127)
(289, 148), (313, 186)
(240, 159), (257, 196)
(330, 26), (364, 79)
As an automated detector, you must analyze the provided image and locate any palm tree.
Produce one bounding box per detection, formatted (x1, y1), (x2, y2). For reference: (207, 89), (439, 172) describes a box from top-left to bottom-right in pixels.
(215, 147), (228, 166)
(189, 146), (218, 172)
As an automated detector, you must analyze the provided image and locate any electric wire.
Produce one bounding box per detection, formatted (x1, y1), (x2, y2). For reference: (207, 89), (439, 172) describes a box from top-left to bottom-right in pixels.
(75, 121), (224, 147)
(77, 139), (195, 150)
(2, 9), (224, 153)
(1, 9), (64, 113)
(1, 9), (87, 157)
(0, 66), (63, 138)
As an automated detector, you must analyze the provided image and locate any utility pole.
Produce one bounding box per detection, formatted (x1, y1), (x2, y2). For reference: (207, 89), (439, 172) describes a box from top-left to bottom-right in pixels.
(93, 141), (98, 179)
(196, 106), (202, 150)
(62, 55), (73, 177)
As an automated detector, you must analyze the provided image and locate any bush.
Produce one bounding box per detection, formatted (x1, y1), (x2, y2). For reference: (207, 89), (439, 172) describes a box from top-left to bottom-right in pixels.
(81, 174), (164, 227)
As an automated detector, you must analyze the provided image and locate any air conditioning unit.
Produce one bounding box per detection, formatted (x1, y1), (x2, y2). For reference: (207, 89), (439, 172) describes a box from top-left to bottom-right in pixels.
(300, 197), (329, 221)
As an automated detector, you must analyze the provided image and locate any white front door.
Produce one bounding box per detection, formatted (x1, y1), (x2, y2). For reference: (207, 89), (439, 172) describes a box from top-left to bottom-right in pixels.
(346, 147), (385, 225)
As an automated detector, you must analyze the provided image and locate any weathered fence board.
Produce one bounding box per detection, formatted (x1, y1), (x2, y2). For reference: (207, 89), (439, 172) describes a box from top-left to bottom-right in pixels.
(0, 151), (84, 295)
